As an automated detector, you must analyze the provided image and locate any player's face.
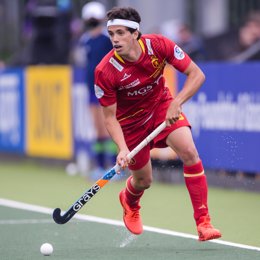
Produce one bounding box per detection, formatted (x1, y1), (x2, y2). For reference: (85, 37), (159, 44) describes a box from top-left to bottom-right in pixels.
(108, 25), (138, 56)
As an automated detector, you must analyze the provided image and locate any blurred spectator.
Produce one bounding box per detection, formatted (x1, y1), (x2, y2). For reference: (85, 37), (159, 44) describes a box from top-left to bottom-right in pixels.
(159, 20), (205, 61)
(75, 1), (115, 179)
(176, 24), (206, 61)
(0, 60), (5, 69)
(230, 11), (260, 62)
(159, 19), (181, 43)
(69, 17), (84, 63)
(204, 11), (260, 62)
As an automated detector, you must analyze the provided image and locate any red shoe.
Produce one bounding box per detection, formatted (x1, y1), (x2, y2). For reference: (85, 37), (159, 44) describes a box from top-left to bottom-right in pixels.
(197, 215), (222, 241)
(119, 190), (143, 235)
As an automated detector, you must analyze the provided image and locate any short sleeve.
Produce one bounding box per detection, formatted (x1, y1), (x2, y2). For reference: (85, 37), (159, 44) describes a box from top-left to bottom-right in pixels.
(160, 35), (191, 72)
(94, 67), (116, 106)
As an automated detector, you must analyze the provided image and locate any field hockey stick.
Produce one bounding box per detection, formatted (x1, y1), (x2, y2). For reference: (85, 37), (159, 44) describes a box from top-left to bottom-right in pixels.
(53, 121), (167, 224)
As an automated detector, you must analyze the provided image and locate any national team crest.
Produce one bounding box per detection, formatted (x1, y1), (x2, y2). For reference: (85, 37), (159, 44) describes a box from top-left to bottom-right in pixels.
(151, 55), (160, 68)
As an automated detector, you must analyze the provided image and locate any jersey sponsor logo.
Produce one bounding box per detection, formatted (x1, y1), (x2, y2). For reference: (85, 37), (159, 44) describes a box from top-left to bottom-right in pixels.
(126, 76), (162, 97)
(120, 73), (131, 82)
(174, 45), (185, 60)
(127, 85), (153, 96)
(109, 57), (123, 71)
(119, 78), (140, 90)
(94, 84), (104, 99)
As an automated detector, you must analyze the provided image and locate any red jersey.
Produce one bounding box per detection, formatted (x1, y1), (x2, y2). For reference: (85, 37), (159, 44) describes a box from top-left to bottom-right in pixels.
(94, 34), (191, 129)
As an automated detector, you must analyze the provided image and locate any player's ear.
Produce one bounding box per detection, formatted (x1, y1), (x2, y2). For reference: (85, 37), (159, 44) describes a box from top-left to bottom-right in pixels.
(133, 30), (139, 40)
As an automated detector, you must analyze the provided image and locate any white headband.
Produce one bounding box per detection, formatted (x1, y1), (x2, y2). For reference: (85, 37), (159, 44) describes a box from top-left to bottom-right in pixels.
(107, 19), (140, 30)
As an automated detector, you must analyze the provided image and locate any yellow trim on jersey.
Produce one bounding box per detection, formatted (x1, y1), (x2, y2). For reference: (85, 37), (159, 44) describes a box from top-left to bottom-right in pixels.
(118, 109), (144, 122)
(183, 171), (205, 178)
(178, 114), (184, 120)
(114, 39), (145, 64)
(138, 39), (145, 52)
(114, 51), (125, 63)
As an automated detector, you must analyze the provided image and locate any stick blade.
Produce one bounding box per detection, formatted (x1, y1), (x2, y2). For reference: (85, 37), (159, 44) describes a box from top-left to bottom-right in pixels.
(53, 208), (67, 224)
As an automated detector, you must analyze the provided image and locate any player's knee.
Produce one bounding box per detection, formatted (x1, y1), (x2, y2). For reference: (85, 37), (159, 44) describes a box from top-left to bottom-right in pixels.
(134, 176), (152, 190)
(142, 180), (152, 190)
(180, 146), (199, 165)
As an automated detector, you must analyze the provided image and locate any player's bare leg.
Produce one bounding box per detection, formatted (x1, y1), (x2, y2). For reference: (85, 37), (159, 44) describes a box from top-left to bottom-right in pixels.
(119, 161), (152, 235)
(167, 126), (221, 241)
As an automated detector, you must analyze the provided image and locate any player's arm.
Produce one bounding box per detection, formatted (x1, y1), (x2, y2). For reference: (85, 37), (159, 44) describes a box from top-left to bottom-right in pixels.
(175, 61), (205, 105)
(166, 61), (205, 125)
(159, 35), (205, 124)
(102, 103), (130, 169)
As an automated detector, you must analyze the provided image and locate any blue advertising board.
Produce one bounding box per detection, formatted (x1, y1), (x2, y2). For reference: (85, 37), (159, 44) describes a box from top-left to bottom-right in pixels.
(179, 63), (260, 173)
(0, 68), (25, 153)
(72, 67), (95, 171)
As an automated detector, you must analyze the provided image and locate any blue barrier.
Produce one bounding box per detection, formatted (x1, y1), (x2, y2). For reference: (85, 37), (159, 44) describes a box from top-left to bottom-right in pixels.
(180, 62), (260, 173)
(0, 68), (24, 153)
(72, 67), (94, 171)
(0, 64), (259, 173)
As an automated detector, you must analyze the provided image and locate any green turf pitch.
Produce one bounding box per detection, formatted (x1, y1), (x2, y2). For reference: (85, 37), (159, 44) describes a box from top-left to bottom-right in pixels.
(0, 160), (260, 248)
(0, 203), (259, 260)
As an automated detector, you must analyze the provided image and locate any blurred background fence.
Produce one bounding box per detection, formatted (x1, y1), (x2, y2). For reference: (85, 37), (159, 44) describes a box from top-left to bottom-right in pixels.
(0, 0), (260, 179)
(1, 0), (260, 64)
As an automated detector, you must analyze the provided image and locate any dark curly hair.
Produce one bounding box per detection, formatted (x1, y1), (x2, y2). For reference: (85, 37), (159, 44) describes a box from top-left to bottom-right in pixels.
(107, 7), (142, 39)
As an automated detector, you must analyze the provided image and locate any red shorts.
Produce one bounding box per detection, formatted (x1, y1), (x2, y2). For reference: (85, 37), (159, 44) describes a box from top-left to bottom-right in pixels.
(122, 100), (191, 170)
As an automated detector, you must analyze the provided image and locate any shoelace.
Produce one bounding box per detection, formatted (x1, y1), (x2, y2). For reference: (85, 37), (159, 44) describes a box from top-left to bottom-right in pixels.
(130, 209), (140, 220)
(199, 221), (213, 228)
(125, 206), (140, 220)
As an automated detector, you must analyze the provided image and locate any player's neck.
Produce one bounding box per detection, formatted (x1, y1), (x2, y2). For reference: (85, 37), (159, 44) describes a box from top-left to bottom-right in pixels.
(122, 40), (142, 62)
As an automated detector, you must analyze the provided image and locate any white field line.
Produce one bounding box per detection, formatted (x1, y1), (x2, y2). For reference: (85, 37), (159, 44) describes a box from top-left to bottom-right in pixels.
(0, 219), (54, 224)
(0, 198), (260, 252)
